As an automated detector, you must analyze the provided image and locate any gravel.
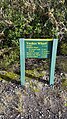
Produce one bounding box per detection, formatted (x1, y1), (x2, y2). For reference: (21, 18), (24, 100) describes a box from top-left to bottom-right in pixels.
(0, 75), (67, 119)
(0, 58), (67, 119)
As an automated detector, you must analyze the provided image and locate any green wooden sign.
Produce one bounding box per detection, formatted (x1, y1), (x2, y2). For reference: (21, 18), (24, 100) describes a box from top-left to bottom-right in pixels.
(19, 38), (58, 85)
(25, 40), (52, 58)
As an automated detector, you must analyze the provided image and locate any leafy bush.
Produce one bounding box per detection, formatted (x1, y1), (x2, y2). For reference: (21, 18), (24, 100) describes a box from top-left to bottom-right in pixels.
(60, 42), (67, 55)
(0, 0), (67, 55)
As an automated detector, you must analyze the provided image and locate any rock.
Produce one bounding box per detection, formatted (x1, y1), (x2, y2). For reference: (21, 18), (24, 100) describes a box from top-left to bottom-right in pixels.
(37, 82), (43, 90)
(65, 73), (67, 78)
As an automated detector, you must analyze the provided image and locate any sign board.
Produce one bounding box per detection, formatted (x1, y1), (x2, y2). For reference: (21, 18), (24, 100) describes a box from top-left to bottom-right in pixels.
(25, 40), (52, 58)
(19, 38), (58, 85)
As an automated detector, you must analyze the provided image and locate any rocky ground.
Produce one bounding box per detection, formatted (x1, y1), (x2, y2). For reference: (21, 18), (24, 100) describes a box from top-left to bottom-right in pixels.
(0, 48), (67, 119)
(0, 74), (67, 119)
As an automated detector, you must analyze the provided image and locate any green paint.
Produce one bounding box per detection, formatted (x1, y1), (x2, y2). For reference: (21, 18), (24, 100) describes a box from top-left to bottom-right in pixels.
(19, 38), (58, 86)
(50, 39), (58, 85)
(19, 38), (25, 85)
(25, 41), (52, 58)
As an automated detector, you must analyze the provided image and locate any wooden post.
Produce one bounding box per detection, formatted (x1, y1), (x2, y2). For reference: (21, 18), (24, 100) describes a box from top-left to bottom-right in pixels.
(19, 38), (25, 85)
(50, 39), (58, 85)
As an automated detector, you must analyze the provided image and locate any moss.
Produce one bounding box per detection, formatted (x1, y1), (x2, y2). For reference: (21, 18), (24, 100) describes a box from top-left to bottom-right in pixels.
(26, 78), (40, 93)
(26, 70), (34, 77)
(26, 69), (46, 78)
(0, 77), (3, 80)
(62, 78), (67, 89)
(0, 71), (20, 83)
(64, 103), (67, 107)
(33, 87), (40, 93)
(60, 42), (67, 55)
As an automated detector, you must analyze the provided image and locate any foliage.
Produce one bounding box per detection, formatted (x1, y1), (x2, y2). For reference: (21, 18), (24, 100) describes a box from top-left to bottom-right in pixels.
(62, 78), (67, 89)
(60, 41), (67, 55)
(0, 0), (67, 54)
(0, 47), (19, 70)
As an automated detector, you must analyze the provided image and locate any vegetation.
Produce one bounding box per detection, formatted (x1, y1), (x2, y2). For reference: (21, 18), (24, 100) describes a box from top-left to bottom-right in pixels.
(0, 0), (67, 55)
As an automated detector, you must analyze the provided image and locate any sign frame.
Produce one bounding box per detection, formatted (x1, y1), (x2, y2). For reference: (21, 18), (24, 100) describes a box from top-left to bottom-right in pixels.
(19, 38), (58, 85)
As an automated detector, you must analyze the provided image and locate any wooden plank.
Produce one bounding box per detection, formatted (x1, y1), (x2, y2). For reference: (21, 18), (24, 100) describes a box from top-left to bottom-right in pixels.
(19, 38), (25, 85)
(50, 39), (58, 85)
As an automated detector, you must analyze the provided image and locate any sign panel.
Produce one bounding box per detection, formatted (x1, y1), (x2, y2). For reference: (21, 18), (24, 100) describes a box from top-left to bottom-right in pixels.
(25, 41), (53, 58)
(19, 38), (58, 86)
